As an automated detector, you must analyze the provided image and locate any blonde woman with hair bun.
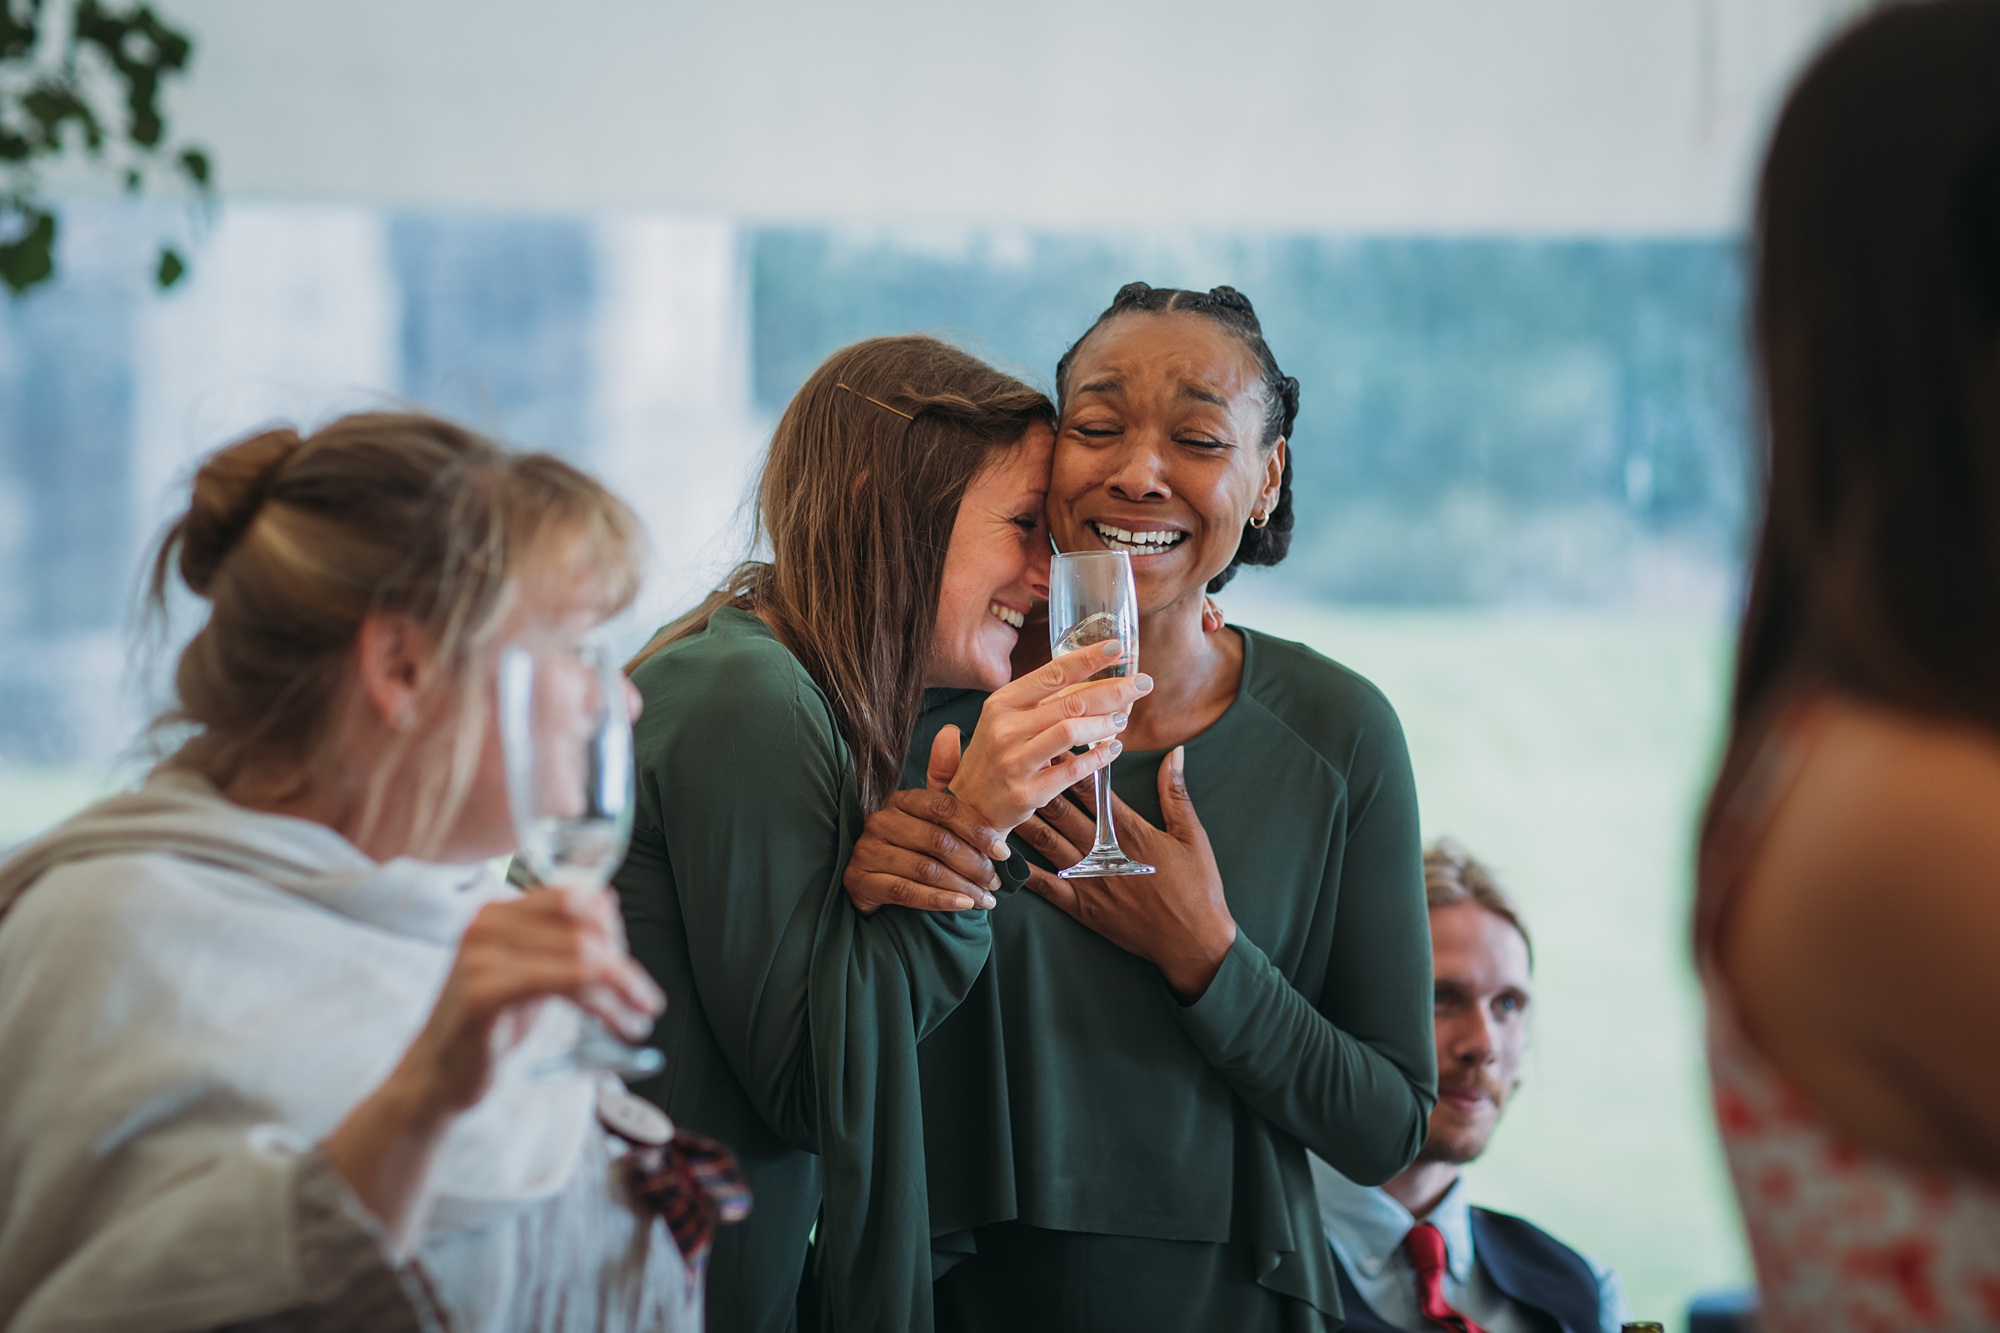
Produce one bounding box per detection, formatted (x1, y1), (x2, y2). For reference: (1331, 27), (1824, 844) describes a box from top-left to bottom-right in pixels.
(0, 413), (721, 1333)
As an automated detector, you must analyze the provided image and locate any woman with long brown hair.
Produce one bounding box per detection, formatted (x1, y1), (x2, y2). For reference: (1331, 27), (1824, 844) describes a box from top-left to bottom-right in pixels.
(0, 413), (708, 1332)
(1694, 4), (2000, 1329)
(616, 335), (1147, 1332)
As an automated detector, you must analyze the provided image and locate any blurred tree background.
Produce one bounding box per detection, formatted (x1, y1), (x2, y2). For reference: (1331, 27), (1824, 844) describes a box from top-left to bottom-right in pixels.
(0, 0), (209, 294)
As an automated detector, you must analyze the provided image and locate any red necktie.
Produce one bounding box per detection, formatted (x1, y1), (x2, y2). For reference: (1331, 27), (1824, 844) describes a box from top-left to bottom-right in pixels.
(1404, 1221), (1490, 1333)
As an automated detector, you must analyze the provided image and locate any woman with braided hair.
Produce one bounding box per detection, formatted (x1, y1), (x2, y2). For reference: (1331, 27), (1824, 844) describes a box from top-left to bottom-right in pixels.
(846, 285), (1437, 1331)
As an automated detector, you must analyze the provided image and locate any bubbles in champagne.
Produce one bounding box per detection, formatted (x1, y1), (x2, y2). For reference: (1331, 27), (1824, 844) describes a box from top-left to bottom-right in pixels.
(1053, 610), (1135, 683)
(1054, 610), (1121, 656)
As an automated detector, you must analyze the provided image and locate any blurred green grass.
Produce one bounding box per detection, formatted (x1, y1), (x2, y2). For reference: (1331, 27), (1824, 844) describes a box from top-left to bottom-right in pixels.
(0, 602), (1750, 1326)
(1232, 599), (1750, 1329)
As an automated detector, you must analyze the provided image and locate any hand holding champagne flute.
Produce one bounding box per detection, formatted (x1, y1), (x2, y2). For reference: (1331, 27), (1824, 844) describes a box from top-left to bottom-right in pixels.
(499, 634), (666, 1078)
(841, 629), (1154, 914)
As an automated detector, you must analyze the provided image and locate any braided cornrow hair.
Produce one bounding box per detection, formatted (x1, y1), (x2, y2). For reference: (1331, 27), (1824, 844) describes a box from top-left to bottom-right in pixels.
(1055, 282), (1300, 592)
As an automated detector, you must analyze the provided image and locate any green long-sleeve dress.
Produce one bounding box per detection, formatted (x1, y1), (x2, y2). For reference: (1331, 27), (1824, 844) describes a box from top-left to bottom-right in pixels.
(616, 607), (1025, 1333)
(908, 626), (1437, 1333)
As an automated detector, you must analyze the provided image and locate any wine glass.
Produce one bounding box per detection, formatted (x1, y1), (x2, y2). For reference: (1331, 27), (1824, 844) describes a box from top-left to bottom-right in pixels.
(1048, 550), (1154, 878)
(498, 634), (666, 1079)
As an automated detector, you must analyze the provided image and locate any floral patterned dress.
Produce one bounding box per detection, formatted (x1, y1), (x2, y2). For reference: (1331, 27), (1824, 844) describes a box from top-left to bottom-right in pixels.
(1702, 712), (2000, 1333)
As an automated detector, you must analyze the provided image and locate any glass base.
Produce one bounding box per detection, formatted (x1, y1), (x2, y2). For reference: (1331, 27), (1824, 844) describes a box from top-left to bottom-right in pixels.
(1058, 850), (1156, 879)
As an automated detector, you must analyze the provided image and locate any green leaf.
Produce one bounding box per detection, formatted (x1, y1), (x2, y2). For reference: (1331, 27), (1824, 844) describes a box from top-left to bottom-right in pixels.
(123, 166), (140, 192)
(154, 244), (183, 288)
(0, 208), (57, 295)
(128, 104), (161, 147)
(177, 147), (208, 186)
(124, 69), (163, 147)
(138, 8), (190, 69)
(0, 0), (42, 59)
(23, 82), (103, 153)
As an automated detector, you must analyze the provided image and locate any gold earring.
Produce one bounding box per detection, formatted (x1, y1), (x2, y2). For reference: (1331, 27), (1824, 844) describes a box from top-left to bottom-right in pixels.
(1248, 512), (1270, 530)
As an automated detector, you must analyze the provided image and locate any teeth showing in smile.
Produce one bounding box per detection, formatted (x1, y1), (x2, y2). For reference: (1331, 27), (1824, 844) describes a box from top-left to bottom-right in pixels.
(1090, 521), (1187, 556)
(989, 602), (1025, 629)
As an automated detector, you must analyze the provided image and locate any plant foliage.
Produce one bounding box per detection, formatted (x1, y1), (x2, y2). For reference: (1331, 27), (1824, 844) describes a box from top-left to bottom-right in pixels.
(0, 0), (210, 296)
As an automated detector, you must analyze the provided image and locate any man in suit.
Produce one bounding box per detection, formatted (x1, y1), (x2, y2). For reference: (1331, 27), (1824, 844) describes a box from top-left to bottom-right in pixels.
(1310, 840), (1631, 1333)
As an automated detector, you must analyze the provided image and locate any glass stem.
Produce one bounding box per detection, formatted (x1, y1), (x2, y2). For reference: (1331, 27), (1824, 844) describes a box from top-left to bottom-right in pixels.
(1091, 766), (1120, 857)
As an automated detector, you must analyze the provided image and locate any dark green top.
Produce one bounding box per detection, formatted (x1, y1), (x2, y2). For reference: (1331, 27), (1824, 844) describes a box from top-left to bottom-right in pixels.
(617, 607), (1025, 1333)
(909, 627), (1437, 1327)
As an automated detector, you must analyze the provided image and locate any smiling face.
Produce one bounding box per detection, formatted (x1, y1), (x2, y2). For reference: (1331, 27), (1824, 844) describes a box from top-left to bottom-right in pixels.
(927, 422), (1055, 690)
(1050, 312), (1285, 615)
(1419, 902), (1534, 1166)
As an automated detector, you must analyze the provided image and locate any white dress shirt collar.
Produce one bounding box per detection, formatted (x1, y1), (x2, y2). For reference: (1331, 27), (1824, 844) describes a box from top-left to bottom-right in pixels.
(1312, 1158), (1477, 1285)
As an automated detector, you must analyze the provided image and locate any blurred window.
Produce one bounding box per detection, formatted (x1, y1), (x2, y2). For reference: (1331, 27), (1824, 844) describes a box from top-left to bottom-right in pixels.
(0, 204), (1747, 1320)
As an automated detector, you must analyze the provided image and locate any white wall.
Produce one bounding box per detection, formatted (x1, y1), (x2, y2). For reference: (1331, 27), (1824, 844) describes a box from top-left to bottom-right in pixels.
(161, 0), (1871, 234)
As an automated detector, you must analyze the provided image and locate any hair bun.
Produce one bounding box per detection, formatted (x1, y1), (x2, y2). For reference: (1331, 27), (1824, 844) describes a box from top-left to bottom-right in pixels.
(176, 427), (304, 596)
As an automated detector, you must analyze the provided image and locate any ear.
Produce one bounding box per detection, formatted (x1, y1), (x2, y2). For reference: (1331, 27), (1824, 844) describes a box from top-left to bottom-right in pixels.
(354, 613), (436, 733)
(1256, 438), (1287, 516)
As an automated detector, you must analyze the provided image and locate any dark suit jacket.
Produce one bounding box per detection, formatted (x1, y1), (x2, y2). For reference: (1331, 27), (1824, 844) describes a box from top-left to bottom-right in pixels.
(1329, 1206), (1604, 1333)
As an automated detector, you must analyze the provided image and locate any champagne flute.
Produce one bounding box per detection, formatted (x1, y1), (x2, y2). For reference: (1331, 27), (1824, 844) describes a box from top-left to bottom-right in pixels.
(1048, 550), (1154, 878)
(498, 635), (665, 1079)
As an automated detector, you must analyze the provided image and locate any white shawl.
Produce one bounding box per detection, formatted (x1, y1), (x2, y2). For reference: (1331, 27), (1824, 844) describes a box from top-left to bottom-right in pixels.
(0, 772), (597, 1333)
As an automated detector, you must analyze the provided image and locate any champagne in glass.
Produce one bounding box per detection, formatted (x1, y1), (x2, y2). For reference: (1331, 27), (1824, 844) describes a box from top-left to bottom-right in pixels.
(498, 636), (665, 1079)
(1048, 550), (1154, 878)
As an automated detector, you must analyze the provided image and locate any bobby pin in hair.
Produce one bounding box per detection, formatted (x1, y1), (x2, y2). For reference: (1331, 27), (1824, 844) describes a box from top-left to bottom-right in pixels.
(835, 382), (915, 421)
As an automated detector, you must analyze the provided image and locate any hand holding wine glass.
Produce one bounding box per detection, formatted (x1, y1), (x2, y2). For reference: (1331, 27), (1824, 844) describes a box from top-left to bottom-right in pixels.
(842, 552), (1159, 914)
(938, 635), (1154, 836)
(498, 634), (666, 1079)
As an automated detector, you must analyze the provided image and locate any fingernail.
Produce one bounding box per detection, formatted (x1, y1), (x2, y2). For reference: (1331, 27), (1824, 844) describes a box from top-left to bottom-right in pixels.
(981, 893), (997, 909)
(1100, 640), (1121, 657)
(1111, 712), (1129, 729)
(1135, 673), (1154, 692)
(1172, 745), (1185, 779)
(990, 840), (1010, 860)
(951, 896), (974, 911)
(1106, 740), (1123, 758)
